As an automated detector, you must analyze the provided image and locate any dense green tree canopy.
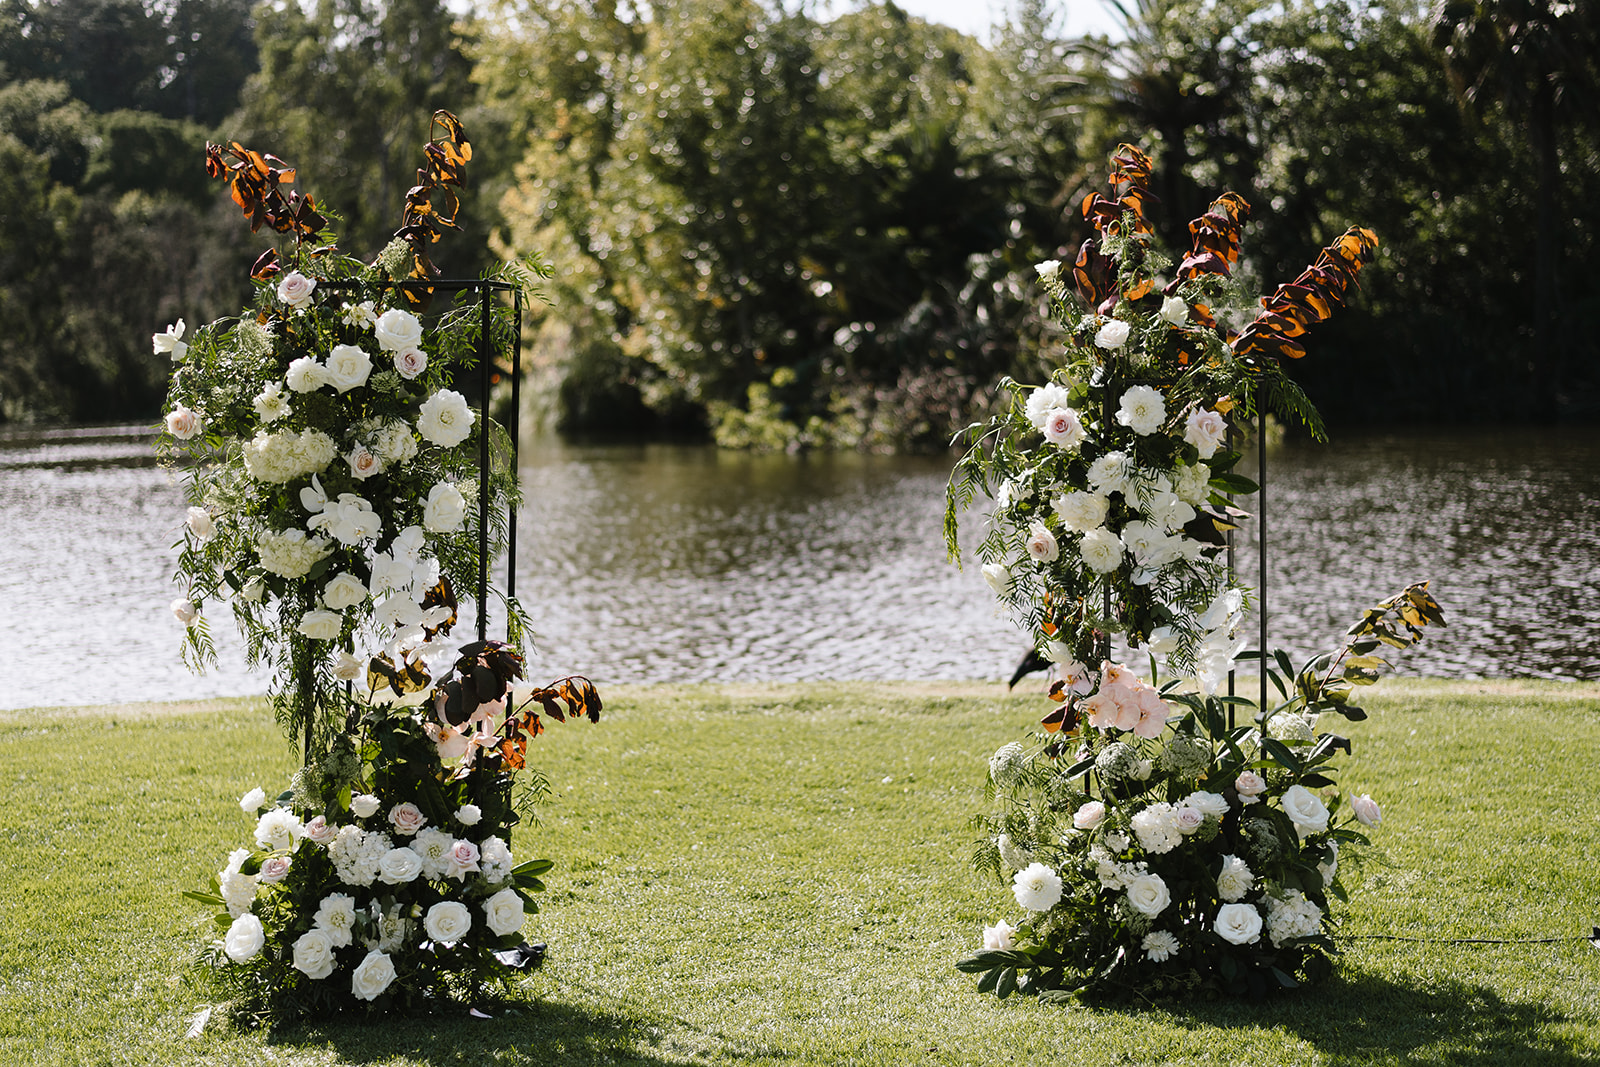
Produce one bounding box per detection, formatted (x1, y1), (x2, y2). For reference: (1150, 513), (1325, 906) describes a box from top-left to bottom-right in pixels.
(1, 0), (1596, 432)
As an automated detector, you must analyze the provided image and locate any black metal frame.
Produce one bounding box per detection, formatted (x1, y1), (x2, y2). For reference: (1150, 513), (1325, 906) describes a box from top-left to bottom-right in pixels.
(314, 278), (523, 643)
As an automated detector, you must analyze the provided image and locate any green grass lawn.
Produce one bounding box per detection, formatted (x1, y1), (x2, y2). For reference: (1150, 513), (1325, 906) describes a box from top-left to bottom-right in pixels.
(2, 679), (1597, 1066)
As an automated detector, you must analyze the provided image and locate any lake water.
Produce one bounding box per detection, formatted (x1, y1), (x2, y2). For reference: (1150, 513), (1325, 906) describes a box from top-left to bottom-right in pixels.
(1, 425), (1596, 710)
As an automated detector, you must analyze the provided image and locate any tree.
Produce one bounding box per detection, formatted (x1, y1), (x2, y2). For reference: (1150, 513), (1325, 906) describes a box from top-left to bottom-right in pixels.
(1430, 0), (1600, 408)
(233, 0), (482, 268)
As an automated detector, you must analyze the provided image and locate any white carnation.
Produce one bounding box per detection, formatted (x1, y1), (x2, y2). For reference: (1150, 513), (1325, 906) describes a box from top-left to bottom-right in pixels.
(417, 389), (475, 448)
(1011, 862), (1063, 912)
(1116, 385), (1166, 436)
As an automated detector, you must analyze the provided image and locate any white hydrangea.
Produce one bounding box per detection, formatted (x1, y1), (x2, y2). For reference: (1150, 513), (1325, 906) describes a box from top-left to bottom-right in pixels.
(1264, 889), (1323, 946)
(256, 527), (333, 579)
(241, 428), (337, 484)
(1131, 802), (1183, 855)
(479, 836), (514, 883)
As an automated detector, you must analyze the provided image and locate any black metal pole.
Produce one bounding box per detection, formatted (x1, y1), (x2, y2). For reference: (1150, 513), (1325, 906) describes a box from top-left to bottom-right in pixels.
(1258, 389), (1267, 714)
(477, 283), (491, 643)
(507, 288), (520, 612)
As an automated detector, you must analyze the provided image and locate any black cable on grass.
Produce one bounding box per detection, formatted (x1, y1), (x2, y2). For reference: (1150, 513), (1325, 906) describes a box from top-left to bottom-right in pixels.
(1336, 927), (1600, 949)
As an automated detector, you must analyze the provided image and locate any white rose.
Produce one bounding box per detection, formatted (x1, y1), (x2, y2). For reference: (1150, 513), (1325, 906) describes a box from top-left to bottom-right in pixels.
(422, 482), (467, 533)
(1159, 295), (1189, 325)
(291, 928), (337, 979)
(351, 793), (381, 818)
(285, 356), (325, 393)
(323, 344), (374, 393)
(1024, 522), (1059, 563)
(350, 949), (397, 1001)
(1184, 408), (1229, 459)
(982, 919), (1016, 951)
(1217, 854), (1255, 901)
(483, 887), (525, 937)
(346, 445), (384, 480)
(378, 847), (424, 884)
(304, 815), (336, 846)
(1214, 902), (1263, 945)
(1011, 862), (1063, 912)
(1024, 383), (1073, 430)
(394, 347), (428, 379)
(1174, 462), (1212, 505)
(298, 608), (343, 641)
(1351, 793), (1382, 827)
(1095, 318), (1131, 349)
(1184, 790), (1230, 819)
(387, 802), (427, 835)
(239, 787), (266, 813)
(171, 598), (200, 626)
(1041, 407), (1087, 449)
(1281, 784), (1331, 835)
(1053, 490), (1109, 532)
(332, 649), (365, 682)
(1125, 872), (1171, 917)
(1117, 385), (1166, 436)
(456, 804), (483, 826)
(423, 901), (473, 944)
(165, 406), (202, 440)
(373, 308), (424, 353)
(224, 913), (265, 962)
(1072, 801), (1106, 830)
(153, 319), (189, 361)
(981, 561), (1011, 596)
(417, 389), (475, 448)
(322, 572), (368, 611)
(1235, 770), (1267, 801)
(259, 855), (292, 883)
(1175, 805), (1207, 835)
(276, 271), (317, 309)
(1079, 527), (1124, 574)
(253, 380), (290, 423)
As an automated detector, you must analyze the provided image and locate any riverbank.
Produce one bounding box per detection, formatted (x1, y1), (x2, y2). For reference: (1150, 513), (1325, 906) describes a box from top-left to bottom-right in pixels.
(2, 679), (1596, 1065)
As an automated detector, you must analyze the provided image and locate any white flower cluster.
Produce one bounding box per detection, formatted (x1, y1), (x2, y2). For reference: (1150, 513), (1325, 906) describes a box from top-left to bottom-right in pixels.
(241, 427), (338, 484)
(1264, 888), (1323, 946)
(256, 527), (333, 579)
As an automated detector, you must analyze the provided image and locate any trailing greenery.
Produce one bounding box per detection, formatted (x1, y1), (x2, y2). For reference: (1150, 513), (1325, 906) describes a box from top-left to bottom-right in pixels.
(1, 680), (1596, 1064)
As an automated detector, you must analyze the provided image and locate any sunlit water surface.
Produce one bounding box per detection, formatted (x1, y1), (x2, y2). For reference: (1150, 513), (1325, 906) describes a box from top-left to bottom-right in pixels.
(1, 426), (1596, 710)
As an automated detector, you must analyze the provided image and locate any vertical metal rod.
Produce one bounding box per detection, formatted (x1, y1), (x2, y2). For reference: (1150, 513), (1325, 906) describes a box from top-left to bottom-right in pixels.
(1258, 388), (1267, 714)
(1101, 370), (1113, 669)
(507, 288), (520, 612)
(477, 283), (491, 643)
(1226, 416), (1235, 730)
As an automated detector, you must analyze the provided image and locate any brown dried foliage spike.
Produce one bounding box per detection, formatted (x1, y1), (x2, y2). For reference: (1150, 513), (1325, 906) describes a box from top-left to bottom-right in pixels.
(390, 110), (474, 310)
(1233, 226), (1378, 362)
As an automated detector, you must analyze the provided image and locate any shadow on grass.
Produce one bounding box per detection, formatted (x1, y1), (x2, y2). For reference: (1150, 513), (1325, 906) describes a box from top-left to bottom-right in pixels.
(266, 992), (780, 1066)
(1173, 967), (1593, 1065)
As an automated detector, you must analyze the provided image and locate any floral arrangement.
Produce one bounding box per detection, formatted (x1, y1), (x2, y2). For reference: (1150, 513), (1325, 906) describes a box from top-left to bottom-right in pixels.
(186, 644), (600, 1017)
(160, 112), (601, 1020)
(946, 145), (1443, 1001)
